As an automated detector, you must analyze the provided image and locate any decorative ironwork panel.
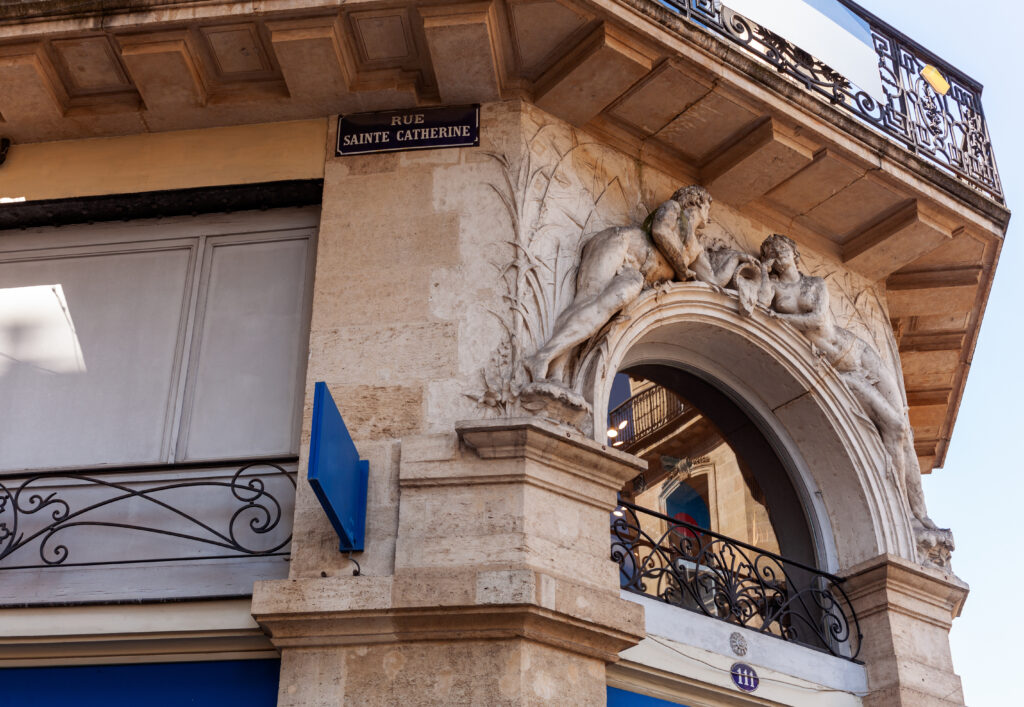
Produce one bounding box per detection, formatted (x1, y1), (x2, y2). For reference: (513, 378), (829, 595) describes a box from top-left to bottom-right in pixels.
(650, 0), (1002, 200)
(608, 384), (687, 451)
(0, 461), (295, 569)
(611, 501), (862, 660)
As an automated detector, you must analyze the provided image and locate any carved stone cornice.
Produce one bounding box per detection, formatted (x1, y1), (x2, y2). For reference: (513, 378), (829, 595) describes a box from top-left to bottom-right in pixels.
(455, 417), (644, 497)
(252, 570), (645, 663)
(0, 3), (1004, 474)
(842, 553), (968, 628)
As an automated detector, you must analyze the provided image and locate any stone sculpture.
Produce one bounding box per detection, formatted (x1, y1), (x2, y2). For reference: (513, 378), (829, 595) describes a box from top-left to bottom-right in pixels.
(526, 185), (752, 385)
(751, 234), (953, 564)
(507, 180), (951, 568)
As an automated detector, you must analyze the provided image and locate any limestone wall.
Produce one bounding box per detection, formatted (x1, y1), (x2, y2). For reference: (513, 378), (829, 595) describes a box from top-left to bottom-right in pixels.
(289, 99), (910, 580)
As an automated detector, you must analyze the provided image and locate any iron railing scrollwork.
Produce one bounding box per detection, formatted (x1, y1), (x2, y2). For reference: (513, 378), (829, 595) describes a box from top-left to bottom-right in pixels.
(611, 501), (862, 660)
(608, 385), (687, 451)
(0, 461), (296, 569)
(648, 0), (1002, 200)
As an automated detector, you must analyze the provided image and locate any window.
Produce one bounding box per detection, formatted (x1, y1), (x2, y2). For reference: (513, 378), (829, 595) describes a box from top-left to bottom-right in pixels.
(0, 208), (317, 472)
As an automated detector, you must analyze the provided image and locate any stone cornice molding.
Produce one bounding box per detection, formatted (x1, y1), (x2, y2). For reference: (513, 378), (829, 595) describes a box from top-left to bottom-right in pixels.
(252, 570), (645, 663)
(0, 598), (274, 666)
(395, 420), (644, 511)
(457, 417), (644, 475)
(842, 553), (968, 627)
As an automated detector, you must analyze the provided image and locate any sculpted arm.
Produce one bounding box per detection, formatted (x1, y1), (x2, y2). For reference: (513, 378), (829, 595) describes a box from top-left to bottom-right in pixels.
(756, 260), (776, 308)
(650, 200), (696, 280)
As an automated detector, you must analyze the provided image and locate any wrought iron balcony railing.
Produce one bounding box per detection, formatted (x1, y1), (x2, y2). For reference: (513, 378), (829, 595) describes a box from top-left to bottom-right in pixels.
(647, 0), (1001, 201)
(608, 385), (688, 452)
(612, 501), (862, 660)
(0, 459), (295, 570)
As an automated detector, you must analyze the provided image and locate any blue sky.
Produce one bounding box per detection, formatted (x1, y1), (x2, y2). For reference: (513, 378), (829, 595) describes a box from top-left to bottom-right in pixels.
(850, 2), (1022, 703)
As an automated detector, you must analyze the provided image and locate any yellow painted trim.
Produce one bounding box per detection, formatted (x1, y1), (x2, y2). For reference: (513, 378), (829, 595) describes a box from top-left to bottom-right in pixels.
(0, 119), (328, 202)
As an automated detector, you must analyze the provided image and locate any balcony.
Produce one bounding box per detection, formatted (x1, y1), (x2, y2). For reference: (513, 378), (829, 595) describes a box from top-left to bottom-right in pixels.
(649, 0), (1001, 201)
(605, 370), (862, 659)
(612, 501), (862, 660)
(608, 383), (689, 453)
(0, 459), (296, 604)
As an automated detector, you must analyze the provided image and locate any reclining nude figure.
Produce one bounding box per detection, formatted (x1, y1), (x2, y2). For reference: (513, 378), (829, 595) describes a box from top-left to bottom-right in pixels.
(526, 185), (752, 383)
(754, 234), (939, 531)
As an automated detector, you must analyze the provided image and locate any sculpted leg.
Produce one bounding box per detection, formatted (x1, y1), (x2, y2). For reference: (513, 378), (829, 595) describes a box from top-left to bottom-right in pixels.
(526, 268), (645, 381)
(692, 250), (754, 290)
(841, 372), (904, 433)
(689, 252), (718, 287)
(547, 352), (572, 383)
(841, 372), (907, 475)
(841, 371), (937, 528)
(902, 434), (937, 528)
(854, 348), (939, 527)
(859, 346), (906, 417)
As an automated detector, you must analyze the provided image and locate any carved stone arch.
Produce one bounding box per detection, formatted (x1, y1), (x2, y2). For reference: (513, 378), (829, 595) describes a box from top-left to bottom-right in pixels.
(587, 283), (916, 571)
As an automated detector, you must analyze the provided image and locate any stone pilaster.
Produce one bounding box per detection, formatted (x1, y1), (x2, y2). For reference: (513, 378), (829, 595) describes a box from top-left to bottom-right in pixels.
(252, 418), (646, 705)
(843, 554), (968, 706)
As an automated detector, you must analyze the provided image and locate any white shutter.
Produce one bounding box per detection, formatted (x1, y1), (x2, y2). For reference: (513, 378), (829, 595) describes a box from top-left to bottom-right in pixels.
(0, 246), (192, 470)
(0, 209), (317, 472)
(179, 234), (311, 461)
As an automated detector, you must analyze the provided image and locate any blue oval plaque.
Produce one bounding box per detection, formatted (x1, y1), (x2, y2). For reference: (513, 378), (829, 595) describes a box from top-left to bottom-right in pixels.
(730, 662), (759, 693)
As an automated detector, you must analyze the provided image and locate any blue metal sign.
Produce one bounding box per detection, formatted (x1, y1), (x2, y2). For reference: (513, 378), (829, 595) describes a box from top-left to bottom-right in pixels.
(308, 382), (369, 552)
(730, 662), (759, 693)
(336, 105), (479, 156)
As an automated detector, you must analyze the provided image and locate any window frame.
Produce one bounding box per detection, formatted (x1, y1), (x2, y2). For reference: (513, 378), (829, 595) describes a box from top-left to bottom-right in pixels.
(0, 207), (319, 474)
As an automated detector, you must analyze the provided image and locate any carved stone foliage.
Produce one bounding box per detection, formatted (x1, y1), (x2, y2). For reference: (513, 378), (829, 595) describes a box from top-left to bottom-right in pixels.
(468, 113), (649, 431)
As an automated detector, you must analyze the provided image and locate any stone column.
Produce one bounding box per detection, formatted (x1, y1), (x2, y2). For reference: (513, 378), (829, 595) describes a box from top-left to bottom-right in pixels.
(843, 554), (969, 706)
(252, 418), (646, 705)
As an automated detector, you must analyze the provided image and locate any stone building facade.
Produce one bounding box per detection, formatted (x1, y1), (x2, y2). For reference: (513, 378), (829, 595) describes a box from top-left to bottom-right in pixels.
(0, 1), (1008, 705)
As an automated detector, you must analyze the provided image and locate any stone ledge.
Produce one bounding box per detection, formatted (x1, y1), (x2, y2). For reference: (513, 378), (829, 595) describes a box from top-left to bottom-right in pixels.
(843, 553), (969, 625)
(0, 598), (274, 666)
(394, 419), (646, 511)
(455, 417), (644, 480)
(252, 572), (645, 663)
(0, 1), (182, 21)
(255, 605), (641, 663)
(623, 591), (867, 691)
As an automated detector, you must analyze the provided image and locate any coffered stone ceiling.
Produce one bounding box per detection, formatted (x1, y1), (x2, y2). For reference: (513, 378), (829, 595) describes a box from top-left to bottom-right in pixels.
(0, 0), (1009, 472)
